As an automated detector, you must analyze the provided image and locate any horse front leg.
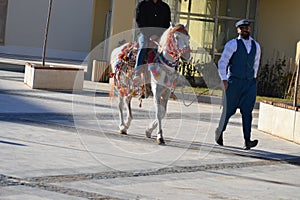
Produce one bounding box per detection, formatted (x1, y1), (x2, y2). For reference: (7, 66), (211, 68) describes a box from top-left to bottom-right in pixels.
(118, 96), (128, 135)
(145, 95), (168, 139)
(147, 70), (171, 144)
(145, 119), (157, 138)
(152, 84), (167, 145)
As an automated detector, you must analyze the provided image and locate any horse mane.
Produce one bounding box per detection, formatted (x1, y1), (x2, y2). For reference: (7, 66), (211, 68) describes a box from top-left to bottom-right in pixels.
(159, 26), (172, 50)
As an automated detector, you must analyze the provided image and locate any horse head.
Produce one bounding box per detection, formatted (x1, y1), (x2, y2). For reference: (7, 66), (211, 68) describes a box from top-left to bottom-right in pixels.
(159, 23), (191, 63)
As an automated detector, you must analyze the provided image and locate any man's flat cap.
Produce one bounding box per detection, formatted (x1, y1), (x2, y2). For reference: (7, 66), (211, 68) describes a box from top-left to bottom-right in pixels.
(235, 19), (251, 28)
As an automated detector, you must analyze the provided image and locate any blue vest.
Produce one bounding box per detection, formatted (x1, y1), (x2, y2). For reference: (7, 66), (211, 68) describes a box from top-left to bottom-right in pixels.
(228, 39), (256, 80)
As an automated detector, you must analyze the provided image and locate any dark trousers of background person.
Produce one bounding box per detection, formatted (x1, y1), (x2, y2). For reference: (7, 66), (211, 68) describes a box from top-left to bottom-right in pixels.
(217, 77), (257, 142)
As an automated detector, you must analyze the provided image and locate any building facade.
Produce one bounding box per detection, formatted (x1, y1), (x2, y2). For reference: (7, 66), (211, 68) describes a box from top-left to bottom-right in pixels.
(0, 0), (93, 63)
(0, 0), (299, 79)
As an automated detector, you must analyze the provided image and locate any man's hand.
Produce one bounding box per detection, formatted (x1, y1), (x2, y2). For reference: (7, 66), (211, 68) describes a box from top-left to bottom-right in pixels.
(149, 35), (159, 48)
(149, 35), (159, 42)
(222, 80), (228, 90)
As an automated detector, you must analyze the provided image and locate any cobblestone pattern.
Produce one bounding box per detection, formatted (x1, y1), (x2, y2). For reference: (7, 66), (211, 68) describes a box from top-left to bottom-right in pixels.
(1, 160), (278, 199)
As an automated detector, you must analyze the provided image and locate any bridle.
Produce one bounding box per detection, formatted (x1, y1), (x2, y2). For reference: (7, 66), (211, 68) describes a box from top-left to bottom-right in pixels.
(152, 26), (191, 61)
(166, 27), (191, 60)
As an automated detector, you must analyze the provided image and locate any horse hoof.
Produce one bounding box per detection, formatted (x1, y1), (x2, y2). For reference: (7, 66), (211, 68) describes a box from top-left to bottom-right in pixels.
(145, 129), (152, 138)
(157, 138), (165, 145)
(119, 130), (127, 135)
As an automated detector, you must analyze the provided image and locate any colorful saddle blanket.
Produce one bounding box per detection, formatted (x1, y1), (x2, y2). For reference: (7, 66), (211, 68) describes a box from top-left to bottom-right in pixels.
(111, 42), (178, 98)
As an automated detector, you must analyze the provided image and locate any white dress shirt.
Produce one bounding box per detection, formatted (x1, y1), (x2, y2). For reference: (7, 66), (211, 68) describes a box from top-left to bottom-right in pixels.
(218, 35), (261, 80)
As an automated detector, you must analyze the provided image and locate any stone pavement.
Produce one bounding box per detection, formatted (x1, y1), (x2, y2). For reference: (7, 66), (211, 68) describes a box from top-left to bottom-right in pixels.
(0, 65), (299, 200)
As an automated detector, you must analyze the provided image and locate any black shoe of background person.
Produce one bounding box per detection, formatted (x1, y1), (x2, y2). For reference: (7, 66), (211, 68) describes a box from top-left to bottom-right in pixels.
(244, 139), (258, 150)
(215, 128), (223, 146)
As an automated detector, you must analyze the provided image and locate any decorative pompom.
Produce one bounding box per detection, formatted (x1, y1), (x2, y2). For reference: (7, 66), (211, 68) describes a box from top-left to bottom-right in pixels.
(109, 72), (115, 78)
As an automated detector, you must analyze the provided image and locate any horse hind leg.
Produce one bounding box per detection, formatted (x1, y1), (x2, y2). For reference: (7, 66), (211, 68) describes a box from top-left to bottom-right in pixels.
(118, 96), (128, 135)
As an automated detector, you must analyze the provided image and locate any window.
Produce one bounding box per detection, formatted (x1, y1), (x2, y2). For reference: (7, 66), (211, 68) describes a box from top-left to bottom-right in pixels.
(219, 0), (248, 18)
(175, 0), (258, 63)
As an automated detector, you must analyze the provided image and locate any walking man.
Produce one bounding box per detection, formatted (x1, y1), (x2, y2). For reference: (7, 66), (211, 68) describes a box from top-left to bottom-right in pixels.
(215, 19), (261, 150)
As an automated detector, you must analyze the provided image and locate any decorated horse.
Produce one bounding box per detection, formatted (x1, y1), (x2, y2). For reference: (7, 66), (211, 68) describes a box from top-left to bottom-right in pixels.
(110, 23), (191, 144)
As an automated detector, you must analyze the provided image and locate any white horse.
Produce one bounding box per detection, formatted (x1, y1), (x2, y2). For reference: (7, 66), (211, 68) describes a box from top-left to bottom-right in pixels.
(110, 23), (190, 144)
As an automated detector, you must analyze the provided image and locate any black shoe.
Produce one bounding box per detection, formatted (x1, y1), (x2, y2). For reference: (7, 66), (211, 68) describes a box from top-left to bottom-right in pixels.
(215, 129), (223, 146)
(244, 140), (258, 150)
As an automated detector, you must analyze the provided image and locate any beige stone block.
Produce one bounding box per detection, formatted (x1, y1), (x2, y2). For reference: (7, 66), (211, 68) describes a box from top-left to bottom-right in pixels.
(272, 106), (295, 141)
(24, 63), (84, 90)
(258, 102), (273, 133)
(258, 102), (299, 143)
(294, 111), (300, 144)
(91, 60), (110, 82)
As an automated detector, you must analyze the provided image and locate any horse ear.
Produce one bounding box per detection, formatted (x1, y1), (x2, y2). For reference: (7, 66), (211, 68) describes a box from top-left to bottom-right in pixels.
(184, 23), (189, 31)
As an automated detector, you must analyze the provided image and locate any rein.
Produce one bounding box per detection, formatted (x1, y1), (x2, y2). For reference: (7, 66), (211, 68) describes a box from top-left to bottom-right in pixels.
(180, 84), (219, 107)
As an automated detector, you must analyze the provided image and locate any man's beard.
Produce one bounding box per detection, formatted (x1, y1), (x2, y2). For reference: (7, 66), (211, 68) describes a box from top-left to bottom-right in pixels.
(241, 31), (250, 40)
